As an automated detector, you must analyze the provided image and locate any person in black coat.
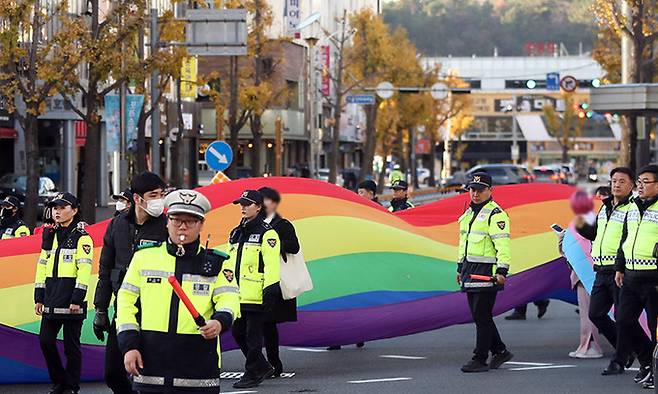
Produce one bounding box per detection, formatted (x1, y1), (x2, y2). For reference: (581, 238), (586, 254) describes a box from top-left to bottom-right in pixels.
(258, 187), (300, 378)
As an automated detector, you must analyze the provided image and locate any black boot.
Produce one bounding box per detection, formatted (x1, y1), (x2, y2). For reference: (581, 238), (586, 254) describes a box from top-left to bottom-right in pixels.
(461, 358), (490, 373)
(601, 361), (624, 376)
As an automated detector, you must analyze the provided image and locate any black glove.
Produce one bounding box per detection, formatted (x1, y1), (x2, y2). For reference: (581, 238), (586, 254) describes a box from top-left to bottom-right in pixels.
(263, 283), (282, 312)
(93, 310), (111, 341)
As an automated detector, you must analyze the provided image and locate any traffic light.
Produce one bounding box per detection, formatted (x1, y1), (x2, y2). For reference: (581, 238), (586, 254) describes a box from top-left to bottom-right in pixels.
(526, 79), (537, 89)
(577, 102), (593, 119)
(591, 78), (601, 88)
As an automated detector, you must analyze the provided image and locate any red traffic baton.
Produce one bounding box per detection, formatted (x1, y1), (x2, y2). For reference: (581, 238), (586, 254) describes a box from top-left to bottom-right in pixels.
(469, 274), (497, 283)
(168, 276), (206, 327)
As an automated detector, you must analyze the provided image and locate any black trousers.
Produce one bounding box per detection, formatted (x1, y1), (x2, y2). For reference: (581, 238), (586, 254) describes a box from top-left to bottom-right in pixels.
(263, 322), (282, 370)
(588, 271), (619, 348)
(106, 319), (135, 394)
(513, 300), (549, 316)
(232, 309), (271, 378)
(467, 292), (506, 362)
(39, 318), (83, 391)
(615, 279), (657, 367)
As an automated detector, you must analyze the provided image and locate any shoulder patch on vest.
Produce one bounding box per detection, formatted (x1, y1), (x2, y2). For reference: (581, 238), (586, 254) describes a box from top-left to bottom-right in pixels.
(497, 221), (506, 230)
(267, 238), (277, 248)
(222, 269), (234, 282)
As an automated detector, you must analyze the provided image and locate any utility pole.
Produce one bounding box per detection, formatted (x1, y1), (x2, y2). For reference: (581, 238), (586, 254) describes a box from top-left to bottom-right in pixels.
(150, 9), (161, 175)
(275, 115), (283, 176)
(511, 94), (519, 164)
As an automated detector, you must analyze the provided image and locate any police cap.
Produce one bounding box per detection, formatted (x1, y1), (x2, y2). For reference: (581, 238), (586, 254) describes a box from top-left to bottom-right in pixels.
(165, 189), (211, 219)
(467, 172), (492, 190)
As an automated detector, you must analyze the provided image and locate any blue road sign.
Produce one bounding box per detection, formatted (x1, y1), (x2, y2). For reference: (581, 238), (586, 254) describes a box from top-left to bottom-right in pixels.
(205, 141), (233, 172)
(546, 72), (560, 91)
(346, 94), (375, 105)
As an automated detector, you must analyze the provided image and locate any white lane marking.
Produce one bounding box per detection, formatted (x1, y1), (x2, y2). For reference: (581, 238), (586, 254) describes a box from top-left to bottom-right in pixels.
(220, 372), (295, 379)
(222, 391), (258, 394)
(509, 365), (576, 371)
(628, 367), (640, 371)
(349, 377), (412, 384)
(287, 347), (328, 352)
(380, 355), (427, 360)
(504, 361), (552, 366)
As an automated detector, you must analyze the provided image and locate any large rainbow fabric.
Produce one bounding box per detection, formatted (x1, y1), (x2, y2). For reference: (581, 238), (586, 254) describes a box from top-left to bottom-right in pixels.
(0, 178), (577, 384)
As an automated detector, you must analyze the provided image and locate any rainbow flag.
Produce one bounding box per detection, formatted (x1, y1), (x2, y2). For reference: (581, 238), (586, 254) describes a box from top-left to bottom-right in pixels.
(0, 178), (576, 383)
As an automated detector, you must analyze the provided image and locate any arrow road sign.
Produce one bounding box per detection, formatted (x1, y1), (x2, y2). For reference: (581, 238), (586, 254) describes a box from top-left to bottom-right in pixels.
(546, 73), (560, 91)
(205, 141), (233, 172)
(346, 94), (375, 105)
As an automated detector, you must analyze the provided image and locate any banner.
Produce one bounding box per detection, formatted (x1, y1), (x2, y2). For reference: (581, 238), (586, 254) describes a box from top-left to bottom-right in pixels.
(126, 95), (144, 151)
(284, 0), (301, 37)
(104, 94), (120, 152)
(321, 45), (331, 97)
(181, 56), (198, 98)
(104, 94), (143, 152)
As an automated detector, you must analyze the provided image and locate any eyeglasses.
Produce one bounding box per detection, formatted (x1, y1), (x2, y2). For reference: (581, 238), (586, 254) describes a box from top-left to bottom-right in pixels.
(168, 217), (201, 227)
(636, 180), (658, 187)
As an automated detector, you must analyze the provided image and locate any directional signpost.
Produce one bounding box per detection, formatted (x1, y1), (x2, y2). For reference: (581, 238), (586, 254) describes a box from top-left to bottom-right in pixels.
(205, 141), (233, 172)
(346, 94), (376, 105)
(546, 73), (560, 91)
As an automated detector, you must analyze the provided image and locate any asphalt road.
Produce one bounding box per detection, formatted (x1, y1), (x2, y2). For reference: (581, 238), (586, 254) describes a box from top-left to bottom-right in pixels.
(5, 301), (648, 394)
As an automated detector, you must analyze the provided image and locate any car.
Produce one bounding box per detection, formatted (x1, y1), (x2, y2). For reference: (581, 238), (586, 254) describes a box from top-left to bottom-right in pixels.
(0, 174), (59, 211)
(532, 167), (561, 183)
(441, 171), (467, 188)
(417, 168), (431, 185)
(197, 161), (214, 186)
(465, 164), (534, 186)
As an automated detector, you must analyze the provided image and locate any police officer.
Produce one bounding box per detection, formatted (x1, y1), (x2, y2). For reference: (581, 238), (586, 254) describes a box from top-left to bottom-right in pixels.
(388, 180), (414, 212)
(615, 164), (658, 387)
(93, 172), (168, 393)
(112, 188), (133, 216)
(34, 193), (94, 394)
(575, 167), (645, 375)
(0, 195), (30, 238)
(117, 189), (239, 394)
(457, 173), (513, 372)
(259, 187), (300, 378)
(389, 164), (404, 184)
(357, 180), (381, 205)
(229, 190), (281, 389)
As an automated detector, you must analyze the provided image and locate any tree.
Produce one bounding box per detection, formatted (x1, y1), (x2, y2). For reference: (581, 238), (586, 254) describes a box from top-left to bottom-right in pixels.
(347, 9), (398, 183)
(204, 0), (286, 178)
(0, 0), (85, 227)
(593, 0), (658, 171)
(133, 12), (187, 173)
(543, 93), (585, 163)
(59, 0), (152, 222)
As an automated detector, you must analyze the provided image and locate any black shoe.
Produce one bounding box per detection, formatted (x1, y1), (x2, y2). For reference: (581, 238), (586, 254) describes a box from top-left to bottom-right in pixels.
(642, 374), (654, 389)
(461, 359), (490, 373)
(356, 342), (365, 348)
(269, 359), (283, 378)
(255, 366), (276, 384)
(504, 312), (526, 320)
(625, 354), (636, 369)
(47, 385), (64, 394)
(233, 376), (260, 389)
(327, 345), (342, 350)
(490, 350), (513, 369)
(635, 365), (652, 384)
(601, 361), (624, 376)
(537, 301), (549, 319)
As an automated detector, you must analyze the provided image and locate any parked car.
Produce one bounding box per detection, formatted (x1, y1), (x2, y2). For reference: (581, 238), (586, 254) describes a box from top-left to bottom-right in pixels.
(0, 174), (59, 211)
(532, 167), (561, 183)
(417, 168), (431, 185)
(465, 164), (534, 186)
(197, 161), (214, 186)
(440, 171), (467, 188)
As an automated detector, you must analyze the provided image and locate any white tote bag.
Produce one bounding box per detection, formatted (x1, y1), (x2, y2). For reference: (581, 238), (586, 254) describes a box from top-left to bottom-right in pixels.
(279, 248), (313, 300)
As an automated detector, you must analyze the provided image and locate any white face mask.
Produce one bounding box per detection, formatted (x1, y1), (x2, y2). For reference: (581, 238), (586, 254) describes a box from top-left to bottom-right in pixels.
(141, 197), (164, 217)
(115, 201), (128, 212)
